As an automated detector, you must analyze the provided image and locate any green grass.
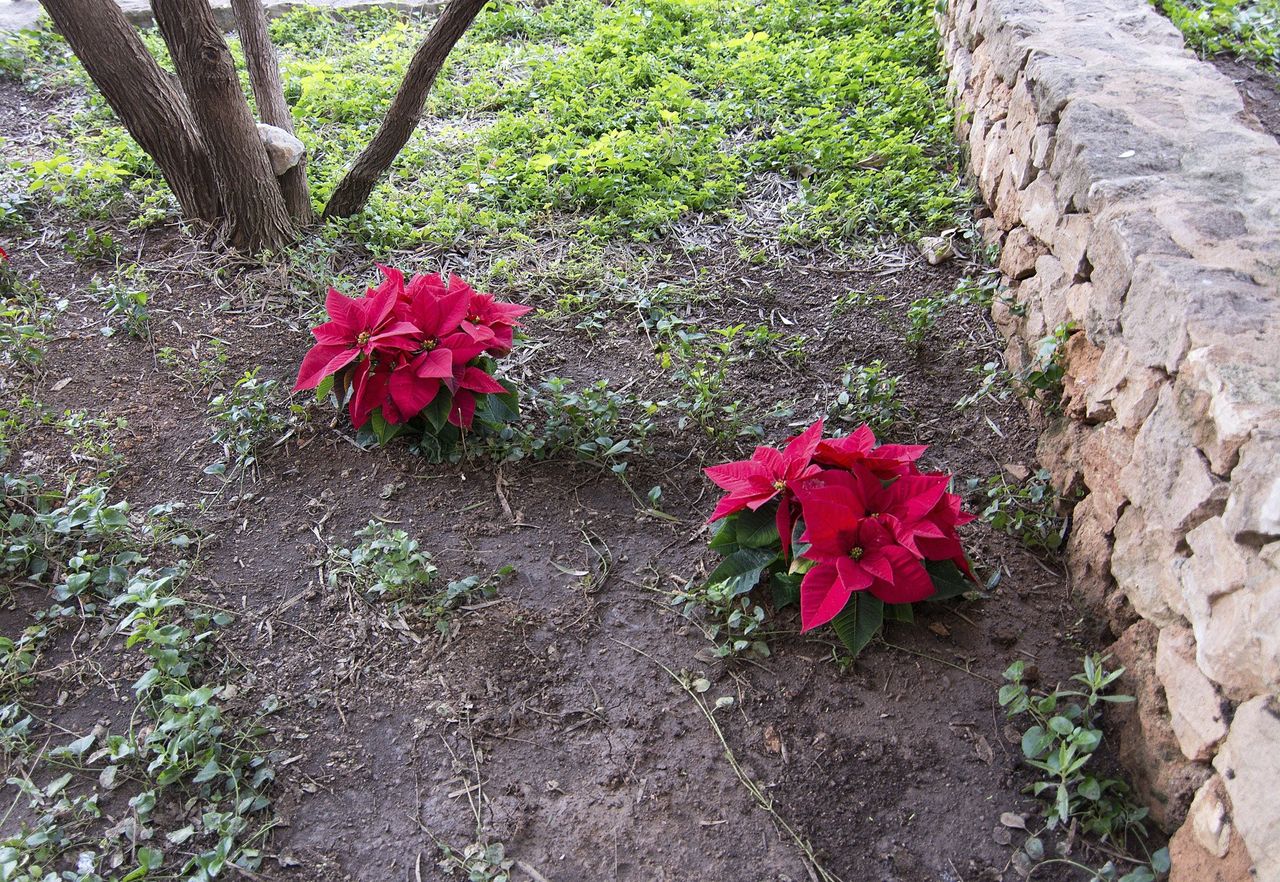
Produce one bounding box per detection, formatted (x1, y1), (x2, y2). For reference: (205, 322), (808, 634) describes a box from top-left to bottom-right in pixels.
(3, 0), (969, 250)
(1154, 0), (1280, 67)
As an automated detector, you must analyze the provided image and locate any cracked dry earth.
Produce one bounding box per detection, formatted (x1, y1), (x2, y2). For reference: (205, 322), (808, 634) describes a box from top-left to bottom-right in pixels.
(1, 82), (1107, 882)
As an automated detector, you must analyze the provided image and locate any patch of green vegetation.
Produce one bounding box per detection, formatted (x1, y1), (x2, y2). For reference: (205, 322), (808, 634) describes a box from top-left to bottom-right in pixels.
(1154, 0), (1280, 67)
(999, 656), (1169, 882)
(498, 376), (656, 475)
(205, 369), (298, 481)
(15, 0), (968, 249)
(967, 468), (1065, 552)
(0, 476), (274, 879)
(327, 521), (509, 634)
(671, 577), (771, 659)
(827, 359), (905, 433)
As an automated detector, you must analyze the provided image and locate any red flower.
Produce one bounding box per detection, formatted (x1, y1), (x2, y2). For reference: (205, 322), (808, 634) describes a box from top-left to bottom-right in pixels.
(704, 419), (824, 556)
(813, 425), (926, 479)
(445, 365), (507, 429)
(795, 473), (935, 631)
(293, 283), (420, 393)
(458, 280), (531, 354)
(0, 245), (8, 261)
(799, 467), (952, 558)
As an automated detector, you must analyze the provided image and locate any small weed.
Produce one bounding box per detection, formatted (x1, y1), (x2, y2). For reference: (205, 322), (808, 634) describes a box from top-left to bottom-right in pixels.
(905, 294), (945, 346)
(205, 369), (295, 481)
(438, 841), (514, 882)
(0, 276), (60, 368)
(92, 276), (149, 338)
(1000, 656), (1168, 881)
(671, 578), (770, 659)
(329, 520), (437, 600)
(967, 468), (1065, 552)
(956, 322), (1075, 413)
(50, 410), (127, 480)
(831, 289), (887, 316)
(158, 337), (230, 390)
(328, 522), (510, 634)
(63, 226), (121, 262)
(827, 359), (905, 433)
(503, 377), (655, 475)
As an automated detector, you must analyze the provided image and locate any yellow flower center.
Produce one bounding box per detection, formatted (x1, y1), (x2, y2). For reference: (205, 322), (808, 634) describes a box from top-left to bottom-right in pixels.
(772, 479), (786, 491)
(849, 546), (864, 561)
(356, 331), (371, 346)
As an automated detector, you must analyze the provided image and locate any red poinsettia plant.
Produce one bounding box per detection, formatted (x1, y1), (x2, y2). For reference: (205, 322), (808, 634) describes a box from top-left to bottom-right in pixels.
(294, 266), (528, 454)
(702, 419), (976, 655)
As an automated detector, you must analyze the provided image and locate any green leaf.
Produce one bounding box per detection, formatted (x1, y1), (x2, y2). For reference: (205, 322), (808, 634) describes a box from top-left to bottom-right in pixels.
(704, 547), (777, 596)
(998, 684), (1023, 706)
(1049, 715), (1075, 735)
(1151, 847), (1170, 874)
(884, 602), (914, 623)
(1021, 725), (1052, 759)
(421, 390), (452, 431)
(831, 593), (883, 657)
(771, 570), (801, 608)
(733, 505), (780, 548)
(923, 558), (973, 600)
(1078, 777), (1102, 801)
(708, 517), (740, 553)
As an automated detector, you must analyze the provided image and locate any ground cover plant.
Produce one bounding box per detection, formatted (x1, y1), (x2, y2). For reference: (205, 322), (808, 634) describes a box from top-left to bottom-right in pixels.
(0, 1), (1169, 879)
(1154, 0), (1280, 66)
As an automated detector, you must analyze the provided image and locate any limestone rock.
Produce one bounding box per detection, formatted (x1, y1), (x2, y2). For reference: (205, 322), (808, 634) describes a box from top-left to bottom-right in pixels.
(1215, 697), (1280, 881)
(1109, 621), (1211, 831)
(1155, 626), (1227, 762)
(1221, 432), (1280, 546)
(993, 225), (1044, 276)
(917, 237), (954, 266)
(1181, 518), (1280, 701)
(256, 124), (305, 176)
(1169, 777), (1255, 882)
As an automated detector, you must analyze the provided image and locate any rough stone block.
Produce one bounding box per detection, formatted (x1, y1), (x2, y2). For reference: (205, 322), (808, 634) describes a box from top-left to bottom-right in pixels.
(1182, 518), (1280, 701)
(1155, 626), (1228, 763)
(998, 226), (1045, 280)
(1169, 776), (1255, 882)
(1214, 697), (1280, 881)
(1118, 385), (1227, 535)
(1111, 506), (1184, 627)
(1220, 432), (1280, 546)
(1110, 620), (1211, 832)
(1178, 347), (1280, 476)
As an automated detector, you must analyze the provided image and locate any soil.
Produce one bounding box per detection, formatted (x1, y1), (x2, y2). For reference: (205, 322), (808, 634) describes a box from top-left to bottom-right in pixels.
(1211, 55), (1280, 141)
(1, 77), (1112, 882)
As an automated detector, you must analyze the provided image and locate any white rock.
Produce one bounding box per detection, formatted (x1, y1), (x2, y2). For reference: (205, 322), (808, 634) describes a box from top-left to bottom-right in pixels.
(1155, 625), (1227, 762)
(1215, 697), (1280, 882)
(256, 123), (305, 176)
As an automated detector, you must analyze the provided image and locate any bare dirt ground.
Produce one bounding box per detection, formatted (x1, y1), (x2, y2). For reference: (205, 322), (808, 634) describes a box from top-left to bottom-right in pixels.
(1, 77), (1107, 882)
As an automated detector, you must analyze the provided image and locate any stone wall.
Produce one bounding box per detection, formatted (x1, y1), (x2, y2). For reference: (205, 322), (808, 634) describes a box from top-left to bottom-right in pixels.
(936, 0), (1280, 878)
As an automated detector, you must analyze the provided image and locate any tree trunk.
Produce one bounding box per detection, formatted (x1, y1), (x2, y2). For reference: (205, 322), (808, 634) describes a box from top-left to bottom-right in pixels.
(230, 0), (314, 224)
(151, 0), (294, 253)
(38, 0), (221, 221)
(323, 0), (488, 219)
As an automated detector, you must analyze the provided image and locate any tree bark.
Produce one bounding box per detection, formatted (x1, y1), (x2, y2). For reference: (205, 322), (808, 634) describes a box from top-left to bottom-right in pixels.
(322, 0), (489, 219)
(151, 0), (294, 253)
(38, 0), (221, 221)
(230, 0), (314, 224)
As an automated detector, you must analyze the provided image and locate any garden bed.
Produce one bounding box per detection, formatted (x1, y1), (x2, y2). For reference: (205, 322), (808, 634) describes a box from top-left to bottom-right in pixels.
(0, 3), (1146, 880)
